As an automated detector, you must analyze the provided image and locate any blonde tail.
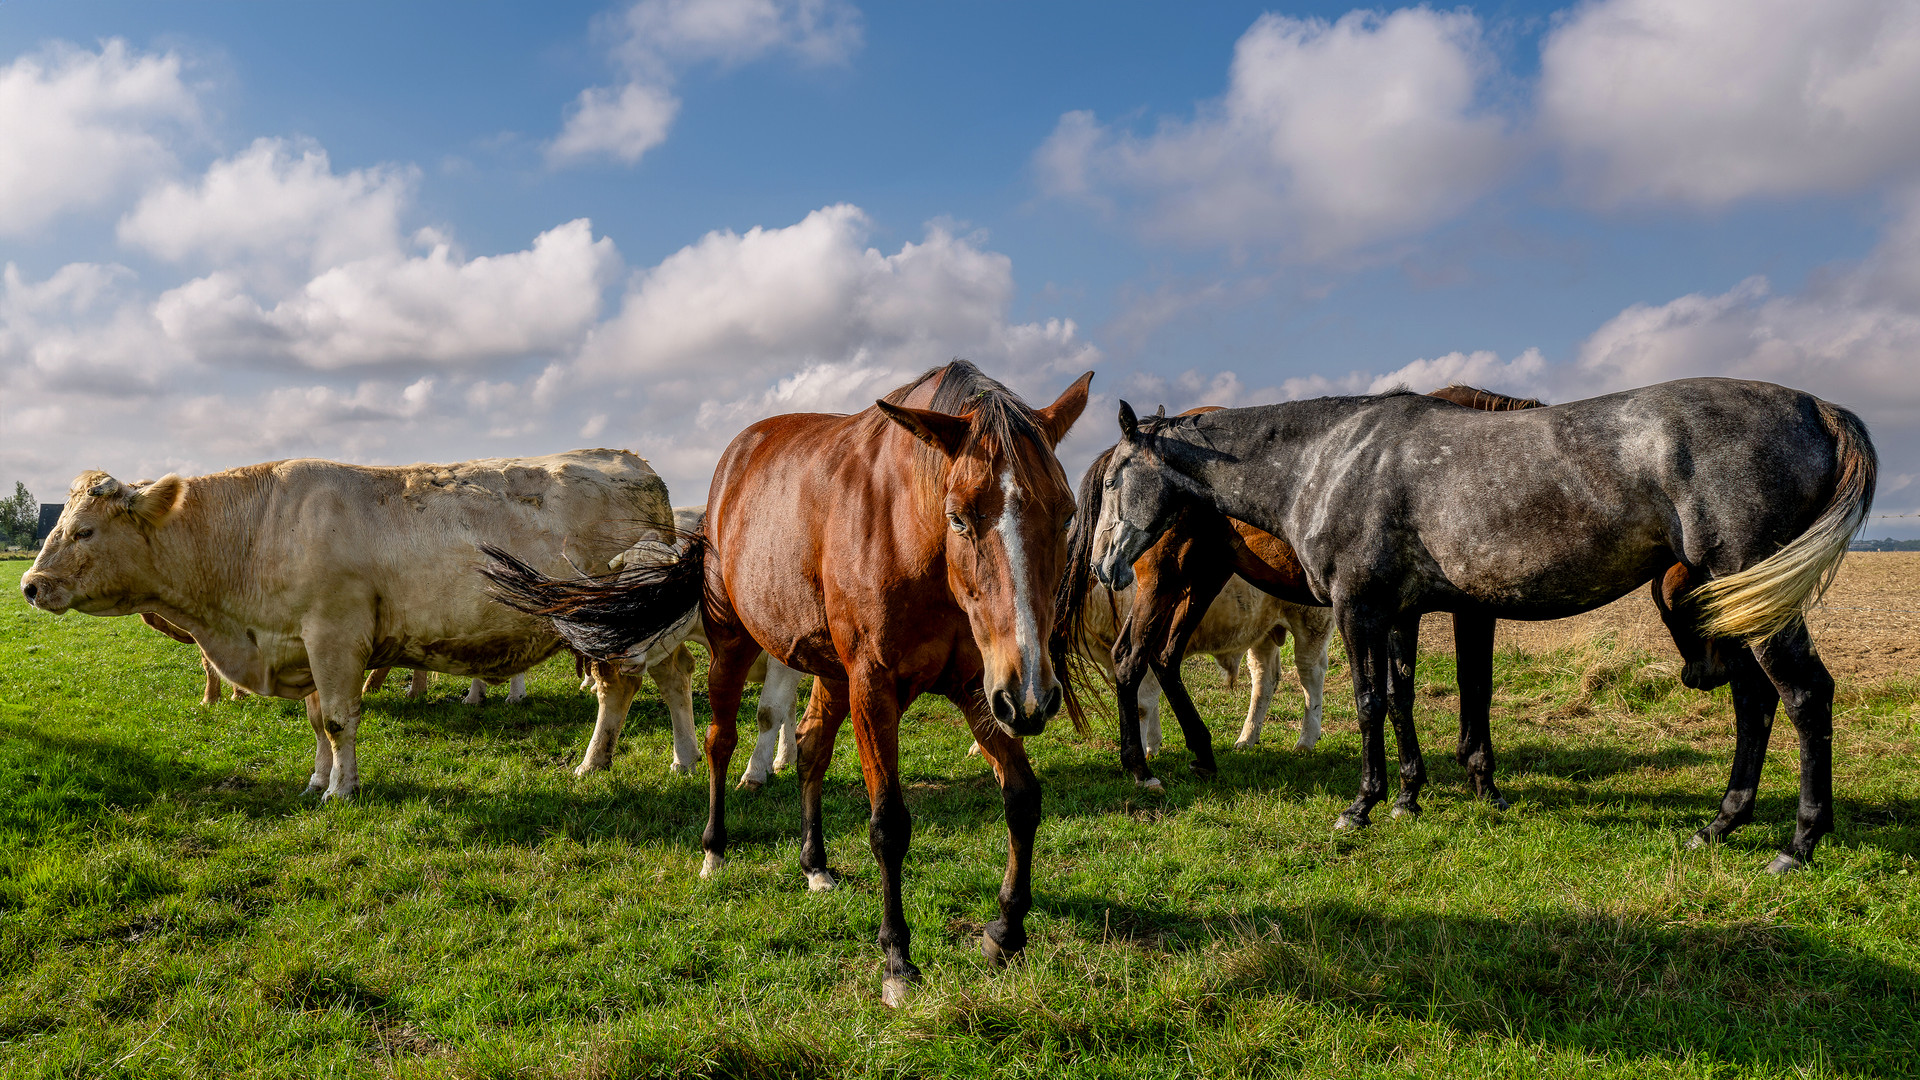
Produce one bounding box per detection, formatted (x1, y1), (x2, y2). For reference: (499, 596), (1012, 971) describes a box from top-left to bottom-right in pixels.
(1694, 401), (1877, 642)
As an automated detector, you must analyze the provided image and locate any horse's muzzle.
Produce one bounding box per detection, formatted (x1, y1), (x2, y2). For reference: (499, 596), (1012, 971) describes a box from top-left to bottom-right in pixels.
(990, 683), (1060, 738)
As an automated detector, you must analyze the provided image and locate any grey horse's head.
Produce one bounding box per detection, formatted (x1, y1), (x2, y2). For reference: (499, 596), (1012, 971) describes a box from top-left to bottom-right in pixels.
(1088, 401), (1190, 592)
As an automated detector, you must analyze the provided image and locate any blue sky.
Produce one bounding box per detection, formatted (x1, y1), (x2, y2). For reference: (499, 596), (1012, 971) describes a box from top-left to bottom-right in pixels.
(3, 0), (1917, 537)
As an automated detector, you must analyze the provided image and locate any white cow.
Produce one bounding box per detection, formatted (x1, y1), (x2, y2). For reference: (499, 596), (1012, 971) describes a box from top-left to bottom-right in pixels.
(361, 666), (528, 705)
(22, 451), (675, 799)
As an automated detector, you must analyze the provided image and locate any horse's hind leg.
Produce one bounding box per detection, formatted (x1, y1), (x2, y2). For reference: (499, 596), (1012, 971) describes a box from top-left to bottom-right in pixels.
(796, 675), (851, 892)
(1152, 660), (1218, 778)
(953, 689), (1039, 969)
(700, 630), (758, 878)
(1751, 623), (1835, 872)
(1452, 612), (1507, 809)
(1684, 646), (1777, 851)
(1387, 613), (1427, 819)
(1334, 605), (1393, 830)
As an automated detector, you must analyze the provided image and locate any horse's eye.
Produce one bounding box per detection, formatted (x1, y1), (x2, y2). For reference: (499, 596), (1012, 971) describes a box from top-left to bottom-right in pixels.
(948, 512), (967, 534)
(74, 527), (94, 540)
(1062, 512), (1075, 533)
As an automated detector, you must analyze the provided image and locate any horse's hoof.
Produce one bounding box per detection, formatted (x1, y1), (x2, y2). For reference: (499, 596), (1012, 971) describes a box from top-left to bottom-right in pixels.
(1390, 802), (1420, 820)
(1136, 777), (1164, 791)
(699, 852), (725, 879)
(981, 930), (1023, 967)
(737, 775), (765, 792)
(1189, 762), (1218, 779)
(1333, 812), (1367, 831)
(881, 976), (914, 1008)
(1766, 853), (1805, 875)
(805, 869), (836, 893)
(1684, 830), (1714, 851)
(1486, 795), (1510, 811)
(966, 741), (983, 756)
(320, 788), (353, 803)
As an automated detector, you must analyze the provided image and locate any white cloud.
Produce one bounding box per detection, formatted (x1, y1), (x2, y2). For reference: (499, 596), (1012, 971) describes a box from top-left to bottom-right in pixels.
(119, 138), (412, 281)
(1036, 8), (1512, 258)
(0, 40), (200, 235)
(155, 219), (621, 371)
(1541, 0), (1920, 207)
(548, 0), (862, 167)
(0, 260), (188, 393)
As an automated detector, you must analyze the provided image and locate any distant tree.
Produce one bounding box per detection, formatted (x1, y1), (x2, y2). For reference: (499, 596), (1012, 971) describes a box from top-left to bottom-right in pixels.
(1, 482), (34, 547)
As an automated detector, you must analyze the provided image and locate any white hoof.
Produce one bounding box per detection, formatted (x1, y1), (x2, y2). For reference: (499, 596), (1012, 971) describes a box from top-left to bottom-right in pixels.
(966, 741), (983, 756)
(805, 869), (836, 892)
(1137, 777), (1164, 791)
(1233, 739), (1257, 751)
(881, 977), (912, 1008)
(669, 760), (697, 777)
(737, 774), (766, 792)
(700, 852), (725, 879)
(1294, 735), (1320, 751)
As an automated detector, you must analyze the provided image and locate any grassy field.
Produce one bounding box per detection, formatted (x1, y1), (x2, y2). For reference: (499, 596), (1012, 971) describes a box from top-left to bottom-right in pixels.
(2, 559), (1917, 1078)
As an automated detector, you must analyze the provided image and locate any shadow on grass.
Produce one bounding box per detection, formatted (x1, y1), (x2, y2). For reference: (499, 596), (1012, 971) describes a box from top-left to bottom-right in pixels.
(1039, 895), (1920, 1077)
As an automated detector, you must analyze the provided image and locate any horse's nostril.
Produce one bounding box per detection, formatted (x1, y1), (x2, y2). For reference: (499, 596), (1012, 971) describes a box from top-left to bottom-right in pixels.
(991, 689), (1018, 725)
(1041, 684), (1062, 719)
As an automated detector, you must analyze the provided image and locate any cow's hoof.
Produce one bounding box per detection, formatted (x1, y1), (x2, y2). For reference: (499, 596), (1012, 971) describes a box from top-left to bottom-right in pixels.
(1294, 735), (1320, 752)
(668, 761), (697, 777)
(572, 761), (605, 779)
(1233, 738), (1258, 751)
(1136, 776), (1163, 791)
(737, 774), (765, 792)
(699, 852), (725, 879)
(1684, 829), (1715, 852)
(1333, 812), (1368, 831)
(805, 869), (836, 892)
(881, 973), (918, 1008)
(1767, 853), (1805, 875)
(301, 780), (326, 797)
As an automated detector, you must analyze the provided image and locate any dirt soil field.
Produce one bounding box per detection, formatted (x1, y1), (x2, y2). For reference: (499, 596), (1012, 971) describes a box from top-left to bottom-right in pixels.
(1419, 551), (1920, 682)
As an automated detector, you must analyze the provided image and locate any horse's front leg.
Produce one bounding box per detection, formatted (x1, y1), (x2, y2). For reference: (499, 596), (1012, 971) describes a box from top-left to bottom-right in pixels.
(954, 689), (1039, 968)
(1751, 623), (1835, 872)
(1111, 635), (1161, 789)
(1452, 612), (1507, 809)
(1685, 646), (1777, 851)
(1334, 605), (1392, 830)
(1152, 660), (1218, 778)
(845, 668), (917, 1005)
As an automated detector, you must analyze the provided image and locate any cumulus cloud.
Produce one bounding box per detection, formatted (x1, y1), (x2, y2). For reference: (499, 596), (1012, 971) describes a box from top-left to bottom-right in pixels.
(1036, 8), (1512, 258)
(0, 260), (189, 393)
(1541, 0), (1920, 207)
(155, 219), (621, 371)
(119, 138), (412, 281)
(0, 40), (200, 235)
(549, 0), (862, 167)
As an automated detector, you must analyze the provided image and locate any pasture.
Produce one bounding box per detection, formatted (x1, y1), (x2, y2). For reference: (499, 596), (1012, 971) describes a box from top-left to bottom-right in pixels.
(2, 558), (1917, 1078)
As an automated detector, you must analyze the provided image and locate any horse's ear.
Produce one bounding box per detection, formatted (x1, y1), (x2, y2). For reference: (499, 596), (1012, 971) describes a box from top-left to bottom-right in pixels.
(1117, 400), (1140, 442)
(877, 401), (971, 458)
(1034, 370), (1094, 448)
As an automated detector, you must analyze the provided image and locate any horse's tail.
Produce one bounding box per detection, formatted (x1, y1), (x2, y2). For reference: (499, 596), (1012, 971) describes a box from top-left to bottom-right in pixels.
(479, 537), (708, 662)
(1050, 447), (1118, 735)
(1695, 400), (1878, 642)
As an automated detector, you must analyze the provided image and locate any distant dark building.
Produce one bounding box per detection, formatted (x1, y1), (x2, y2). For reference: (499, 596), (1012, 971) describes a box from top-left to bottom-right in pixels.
(35, 504), (61, 544)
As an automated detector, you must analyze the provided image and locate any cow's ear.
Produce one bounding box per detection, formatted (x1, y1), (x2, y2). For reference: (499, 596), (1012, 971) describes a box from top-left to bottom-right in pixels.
(877, 401), (972, 458)
(130, 474), (185, 530)
(1034, 371), (1094, 448)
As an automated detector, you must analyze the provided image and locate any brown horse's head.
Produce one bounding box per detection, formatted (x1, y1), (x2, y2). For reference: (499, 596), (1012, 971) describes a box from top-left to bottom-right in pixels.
(878, 364), (1092, 737)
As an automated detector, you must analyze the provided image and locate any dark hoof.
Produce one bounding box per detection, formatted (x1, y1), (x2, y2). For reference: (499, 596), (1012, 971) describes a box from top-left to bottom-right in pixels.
(1188, 761), (1218, 779)
(981, 922), (1025, 967)
(1333, 812), (1368, 832)
(1766, 853), (1805, 875)
(1390, 801), (1421, 820)
(1488, 795), (1510, 811)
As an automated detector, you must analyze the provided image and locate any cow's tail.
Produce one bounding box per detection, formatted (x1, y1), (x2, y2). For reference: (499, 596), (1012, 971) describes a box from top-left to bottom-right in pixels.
(1049, 447), (1120, 735)
(1695, 400), (1877, 642)
(479, 538), (707, 662)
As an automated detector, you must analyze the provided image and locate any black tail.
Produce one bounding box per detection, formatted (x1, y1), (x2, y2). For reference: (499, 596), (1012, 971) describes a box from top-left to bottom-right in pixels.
(479, 538), (707, 662)
(1050, 447), (1119, 730)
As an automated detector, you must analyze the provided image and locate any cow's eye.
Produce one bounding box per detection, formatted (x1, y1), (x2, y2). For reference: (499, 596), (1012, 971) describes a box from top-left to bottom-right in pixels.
(74, 527), (93, 540)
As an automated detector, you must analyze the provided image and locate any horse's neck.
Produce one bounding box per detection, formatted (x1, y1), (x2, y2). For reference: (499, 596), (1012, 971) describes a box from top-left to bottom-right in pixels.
(1162, 411), (1310, 542)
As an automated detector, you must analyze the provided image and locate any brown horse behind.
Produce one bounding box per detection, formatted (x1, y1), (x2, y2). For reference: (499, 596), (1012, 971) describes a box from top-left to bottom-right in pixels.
(485, 360), (1091, 1006)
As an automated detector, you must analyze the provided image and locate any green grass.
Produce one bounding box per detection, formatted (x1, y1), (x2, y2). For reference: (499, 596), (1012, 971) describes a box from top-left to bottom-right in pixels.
(2, 560), (1917, 1078)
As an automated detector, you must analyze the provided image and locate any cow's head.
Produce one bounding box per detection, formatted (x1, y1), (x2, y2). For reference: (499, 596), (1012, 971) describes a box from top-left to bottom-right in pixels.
(21, 471), (184, 615)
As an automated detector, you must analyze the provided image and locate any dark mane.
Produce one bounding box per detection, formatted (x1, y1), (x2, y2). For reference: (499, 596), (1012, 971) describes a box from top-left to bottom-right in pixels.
(1428, 383), (1545, 411)
(879, 359), (1064, 514)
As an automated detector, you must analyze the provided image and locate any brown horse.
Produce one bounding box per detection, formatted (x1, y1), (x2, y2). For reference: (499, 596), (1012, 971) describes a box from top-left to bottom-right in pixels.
(484, 360), (1091, 1005)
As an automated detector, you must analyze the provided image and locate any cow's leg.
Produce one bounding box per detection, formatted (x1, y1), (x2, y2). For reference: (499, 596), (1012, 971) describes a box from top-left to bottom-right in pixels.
(770, 660), (801, 774)
(463, 678), (485, 705)
(1751, 623), (1835, 872)
(951, 689), (1039, 969)
(1290, 613), (1332, 751)
(740, 656), (802, 790)
(361, 667), (391, 696)
(1685, 646), (1778, 851)
(1233, 638), (1283, 750)
(506, 674), (527, 704)
(303, 692), (333, 795)
(200, 650), (223, 706)
(844, 667), (917, 1006)
(576, 660), (643, 776)
(404, 669), (428, 698)
(308, 648), (371, 800)
(1387, 612), (1427, 819)
(651, 645), (700, 775)
(1452, 612), (1506, 809)
(699, 629), (758, 879)
(797, 676), (852, 892)
(1334, 604), (1393, 831)
(1136, 665), (1164, 758)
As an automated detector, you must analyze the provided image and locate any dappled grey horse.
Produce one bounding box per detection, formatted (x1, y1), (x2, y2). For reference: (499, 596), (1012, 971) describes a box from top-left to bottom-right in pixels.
(1089, 378), (1875, 872)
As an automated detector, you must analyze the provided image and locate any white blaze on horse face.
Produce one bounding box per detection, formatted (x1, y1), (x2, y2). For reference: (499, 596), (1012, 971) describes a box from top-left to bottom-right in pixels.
(995, 467), (1045, 706)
